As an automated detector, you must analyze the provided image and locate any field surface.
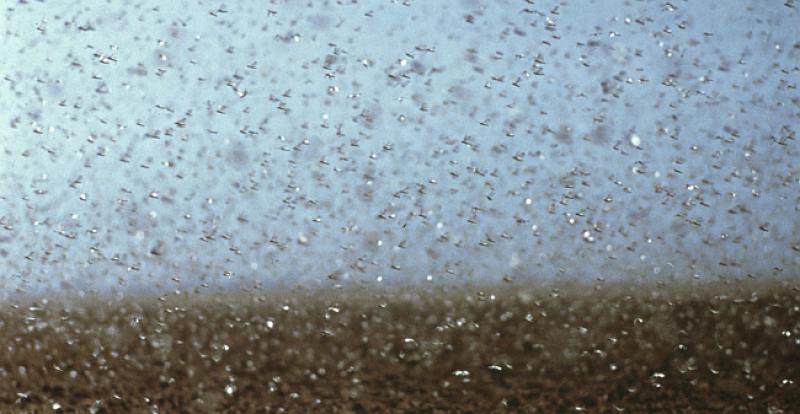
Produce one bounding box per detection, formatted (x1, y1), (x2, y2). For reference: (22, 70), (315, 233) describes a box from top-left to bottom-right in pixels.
(1, 280), (799, 413)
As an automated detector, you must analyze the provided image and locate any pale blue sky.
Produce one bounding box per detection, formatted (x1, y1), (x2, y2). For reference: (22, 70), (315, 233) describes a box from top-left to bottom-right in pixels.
(1, 0), (798, 296)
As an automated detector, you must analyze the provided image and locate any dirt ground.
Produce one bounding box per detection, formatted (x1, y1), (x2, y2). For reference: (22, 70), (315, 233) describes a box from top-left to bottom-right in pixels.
(1, 279), (798, 413)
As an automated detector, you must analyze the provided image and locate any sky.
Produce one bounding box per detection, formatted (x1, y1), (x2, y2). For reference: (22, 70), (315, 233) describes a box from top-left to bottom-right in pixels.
(0, 0), (798, 297)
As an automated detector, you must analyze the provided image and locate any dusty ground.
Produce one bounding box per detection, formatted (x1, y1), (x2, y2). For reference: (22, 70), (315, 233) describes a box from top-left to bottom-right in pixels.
(1, 279), (798, 413)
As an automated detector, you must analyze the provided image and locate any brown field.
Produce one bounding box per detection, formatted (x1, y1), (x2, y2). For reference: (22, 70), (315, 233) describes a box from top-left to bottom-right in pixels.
(1, 279), (799, 413)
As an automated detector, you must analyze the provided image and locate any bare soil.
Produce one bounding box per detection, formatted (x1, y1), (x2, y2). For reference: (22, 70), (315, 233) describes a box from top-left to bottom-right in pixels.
(1, 279), (798, 413)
